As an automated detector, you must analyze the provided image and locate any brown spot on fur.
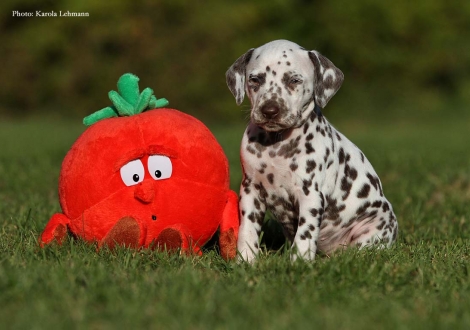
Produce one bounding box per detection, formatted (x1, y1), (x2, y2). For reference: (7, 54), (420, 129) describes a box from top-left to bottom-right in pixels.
(340, 177), (352, 200)
(254, 182), (269, 200)
(382, 202), (390, 212)
(305, 142), (315, 154)
(356, 201), (371, 215)
(306, 159), (316, 173)
(324, 195), (346, 221)
(267, 173), (274, 184)
(372, 200), (383, 208)
(246, 145), (257, 155)
(357, 183), (371, 198)
(349, 168), (358, 180)
(303, 122), (310, 134)
(254, 199), (261, 210)
(339, 148), (345, 164)
(310, 208), (318, 217)
(277, 138), (301, 158)
(302, 179), (312, 195)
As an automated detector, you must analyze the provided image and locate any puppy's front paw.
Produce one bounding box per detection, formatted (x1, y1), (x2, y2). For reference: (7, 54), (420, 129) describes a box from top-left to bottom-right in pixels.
(237, 244), (258, 264)
(290, 248), (316, 262)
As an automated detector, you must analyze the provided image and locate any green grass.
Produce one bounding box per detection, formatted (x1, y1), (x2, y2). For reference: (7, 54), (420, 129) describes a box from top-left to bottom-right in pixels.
(1, 113), (469, 329)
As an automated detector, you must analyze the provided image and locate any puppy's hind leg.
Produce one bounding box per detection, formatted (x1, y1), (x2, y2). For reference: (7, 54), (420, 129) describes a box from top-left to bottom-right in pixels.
(350, 210), (398, 250)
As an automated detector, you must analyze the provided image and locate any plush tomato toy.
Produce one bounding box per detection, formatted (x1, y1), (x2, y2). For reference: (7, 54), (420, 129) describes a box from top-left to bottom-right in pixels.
(40, 73), (239, 259)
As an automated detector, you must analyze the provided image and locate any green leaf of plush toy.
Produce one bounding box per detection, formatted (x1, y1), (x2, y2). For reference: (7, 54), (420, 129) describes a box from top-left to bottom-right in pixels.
(108, 90), (135, 116)
(149, 95), (169, 109)
(83, 107), (118, 126)
(135, 88), (154, 114)
(83, 73), (169, 126)
(117, 73), (140, 106)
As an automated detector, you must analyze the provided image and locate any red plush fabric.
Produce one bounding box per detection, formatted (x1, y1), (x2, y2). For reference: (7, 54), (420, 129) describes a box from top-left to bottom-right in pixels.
(40, 109), (239, 258)
(39, 213), (70, 246)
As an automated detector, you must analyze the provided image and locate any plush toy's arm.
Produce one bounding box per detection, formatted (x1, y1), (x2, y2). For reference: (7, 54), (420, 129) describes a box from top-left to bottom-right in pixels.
(39, 213), (71, 247)
(219, 190), (240, 260)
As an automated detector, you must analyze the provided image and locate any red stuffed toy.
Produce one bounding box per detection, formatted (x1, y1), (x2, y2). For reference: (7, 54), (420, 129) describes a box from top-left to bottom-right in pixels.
(40, 73), (239, 259)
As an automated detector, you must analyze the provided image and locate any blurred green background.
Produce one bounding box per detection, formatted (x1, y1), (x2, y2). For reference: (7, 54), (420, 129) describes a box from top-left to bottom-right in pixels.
(1, 0), (470, 124)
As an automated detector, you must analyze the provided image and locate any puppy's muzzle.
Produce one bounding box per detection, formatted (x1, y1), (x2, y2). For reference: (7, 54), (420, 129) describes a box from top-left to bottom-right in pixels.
(260, 100), (280, 119)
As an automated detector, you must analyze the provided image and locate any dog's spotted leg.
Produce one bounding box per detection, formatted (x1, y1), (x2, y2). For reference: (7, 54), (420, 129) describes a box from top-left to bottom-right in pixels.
(291, 193), (324, 261)
(237, 177), (266, 262)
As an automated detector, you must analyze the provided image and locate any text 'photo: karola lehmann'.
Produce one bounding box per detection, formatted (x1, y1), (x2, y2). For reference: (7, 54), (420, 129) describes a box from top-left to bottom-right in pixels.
(12, 10), (89, 17)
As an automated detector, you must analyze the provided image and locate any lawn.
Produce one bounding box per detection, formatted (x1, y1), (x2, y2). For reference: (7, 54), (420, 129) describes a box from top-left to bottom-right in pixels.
(0, 112), (469, 329)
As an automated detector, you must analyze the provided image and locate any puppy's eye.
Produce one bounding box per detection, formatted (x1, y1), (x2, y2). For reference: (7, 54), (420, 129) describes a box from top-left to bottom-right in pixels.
(287, 77), (303, 91)
(289, 78), (302, 85)
(249, 77), (260, 86)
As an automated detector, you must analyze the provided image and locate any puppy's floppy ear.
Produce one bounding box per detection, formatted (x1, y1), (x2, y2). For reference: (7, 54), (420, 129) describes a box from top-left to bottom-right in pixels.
(308, 51), (344, 108)
(226, 48), (254, 105)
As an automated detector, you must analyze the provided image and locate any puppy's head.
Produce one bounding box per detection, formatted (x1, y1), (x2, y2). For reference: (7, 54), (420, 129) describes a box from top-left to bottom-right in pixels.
(226, 40), (344, 131)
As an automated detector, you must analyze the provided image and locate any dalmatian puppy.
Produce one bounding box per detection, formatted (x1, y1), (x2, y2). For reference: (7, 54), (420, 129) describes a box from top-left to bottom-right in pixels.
(226, 40), (398, 262)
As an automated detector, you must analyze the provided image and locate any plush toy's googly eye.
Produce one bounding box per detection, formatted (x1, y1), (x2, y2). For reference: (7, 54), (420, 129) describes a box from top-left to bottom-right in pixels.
(120, 159), (145, 186)
(148, 155), (172, 180)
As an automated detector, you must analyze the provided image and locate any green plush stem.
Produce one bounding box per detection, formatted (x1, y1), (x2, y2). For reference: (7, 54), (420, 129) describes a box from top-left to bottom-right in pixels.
(148, 95), (158, 108)
(135, 88), (154, 114)
(83, 73), (169, 126)
(108, 90), (135, 116)
(148, 96), (169, 109)
(117, 73), (140, 105)
(83, 107), (118, 126)
(153, 98), (169, 108)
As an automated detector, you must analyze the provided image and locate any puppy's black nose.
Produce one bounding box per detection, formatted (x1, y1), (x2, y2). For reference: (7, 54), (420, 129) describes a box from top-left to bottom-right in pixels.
(261, 104), (280, 119)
